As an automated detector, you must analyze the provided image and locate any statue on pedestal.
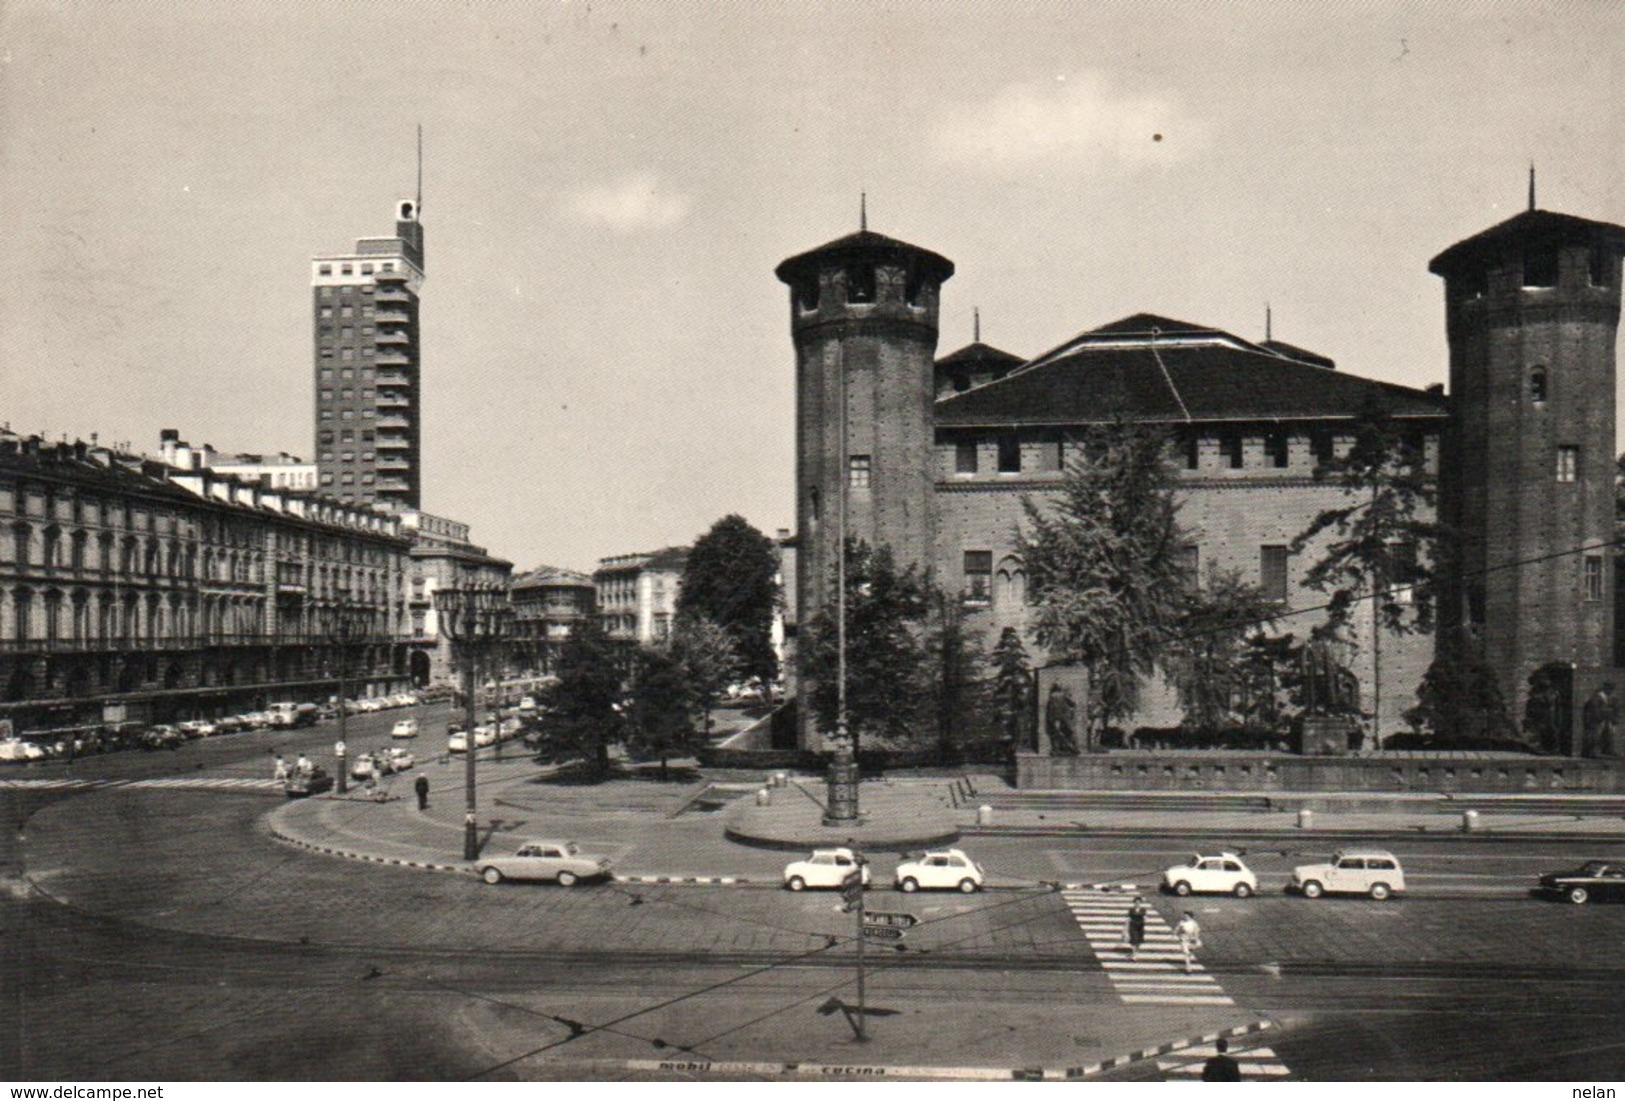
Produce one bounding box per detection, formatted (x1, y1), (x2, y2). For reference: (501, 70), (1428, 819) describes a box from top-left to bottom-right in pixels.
(1046, 683), (1079, 756)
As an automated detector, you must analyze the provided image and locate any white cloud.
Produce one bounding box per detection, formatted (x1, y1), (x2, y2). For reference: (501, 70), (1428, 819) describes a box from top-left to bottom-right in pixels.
(931, 74), (1203, 171)
(560, 172), (693, 232)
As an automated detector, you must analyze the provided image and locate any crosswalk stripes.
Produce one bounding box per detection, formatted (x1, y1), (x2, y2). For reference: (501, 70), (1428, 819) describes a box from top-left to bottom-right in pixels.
(1156, 1044), (1291, 1079)
(0, 775), (281, 791)
(1060, 888), (1290, 1077)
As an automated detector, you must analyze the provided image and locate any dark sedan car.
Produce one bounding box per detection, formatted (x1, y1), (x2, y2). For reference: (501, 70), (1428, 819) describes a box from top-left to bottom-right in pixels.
(1534, 860), (1625, 904)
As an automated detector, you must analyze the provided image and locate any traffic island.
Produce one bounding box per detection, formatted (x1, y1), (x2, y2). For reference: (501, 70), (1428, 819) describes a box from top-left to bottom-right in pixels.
(724, 780), (962, 852)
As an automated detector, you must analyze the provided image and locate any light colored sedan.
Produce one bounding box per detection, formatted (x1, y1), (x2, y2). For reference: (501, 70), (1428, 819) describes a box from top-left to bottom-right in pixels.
(478, 840), (612, 886)
(783, 848), (871, 891)
(894, 848), (985, 893)
(1162, 853), (1259, 898)
(391, 719), (419, 739)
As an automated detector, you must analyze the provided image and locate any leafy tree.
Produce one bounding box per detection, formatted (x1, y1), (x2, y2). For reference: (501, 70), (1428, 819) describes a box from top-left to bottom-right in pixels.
(1405, 650), (1517, 747)
(989, 627), (1034, 753)
(625, 644), (702, 779)
(802, 538), (936, 753)
(677, 515), (781, 684)
(1161, 569), (1284, 733)
(538, 618), (623, 777)
(1018, 423), (1193, 743)
(929, 593), (983, 765)
(1290, 396), (1441, 641)
(668, 615), (739, 736)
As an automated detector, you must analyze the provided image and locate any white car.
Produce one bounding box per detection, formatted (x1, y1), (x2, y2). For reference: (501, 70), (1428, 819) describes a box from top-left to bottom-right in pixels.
(894, 849), (985, 893)
(448, 731), (469, 753)
(379, 747), (414, 771)
(479, 840), (613, 886)
(391, 719), (419, 739)
(1291, 849), (1407, 900)
(783, 848), (872, 891)
(1163, 852), (1259, 898)
(473, 725), (497, 747)
(0, 738), (32, 761)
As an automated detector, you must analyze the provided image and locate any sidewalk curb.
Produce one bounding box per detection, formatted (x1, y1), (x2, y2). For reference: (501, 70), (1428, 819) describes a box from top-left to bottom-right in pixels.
(529, 1019), (1275, 1081)
(965, 824), (1625, 843)
(267, 819), (475, 876)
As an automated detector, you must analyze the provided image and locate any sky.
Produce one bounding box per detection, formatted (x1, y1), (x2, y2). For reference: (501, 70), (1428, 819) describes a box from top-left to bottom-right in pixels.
(2, 1), (1622, 574)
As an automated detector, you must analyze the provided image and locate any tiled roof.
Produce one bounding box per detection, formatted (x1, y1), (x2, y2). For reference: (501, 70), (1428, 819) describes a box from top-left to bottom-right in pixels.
(775, 229), (954, 285)
(935, 317), (1445, 428)
(937, 341), (1025, 370)
(1429, 209), (1625, 277)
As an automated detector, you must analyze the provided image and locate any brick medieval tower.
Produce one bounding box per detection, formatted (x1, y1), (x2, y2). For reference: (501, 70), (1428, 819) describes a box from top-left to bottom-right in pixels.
(776, 223), (954, 747)
(1431, 198), (1625, 752)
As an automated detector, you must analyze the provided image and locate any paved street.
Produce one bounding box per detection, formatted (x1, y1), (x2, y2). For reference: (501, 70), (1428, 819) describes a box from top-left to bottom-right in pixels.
(6, 721), (1625, 1081)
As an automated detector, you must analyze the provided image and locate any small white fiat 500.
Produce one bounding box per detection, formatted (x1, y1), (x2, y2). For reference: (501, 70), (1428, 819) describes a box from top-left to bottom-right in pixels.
(894, 849), (985, 893)
(782, 848), (871, 891)
(1162, 852), (1259, 898)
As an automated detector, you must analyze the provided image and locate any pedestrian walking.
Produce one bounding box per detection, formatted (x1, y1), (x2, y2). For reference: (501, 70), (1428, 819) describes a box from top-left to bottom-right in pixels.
(414, 774), (429, 811)
(1175, 910), (1202, 973)
(369, 760), (382, 791)
(272, 754), (289, 783)
(295, 753), (312, 775)
(1124, 896), (1148, 960)
(1201, 1038), (1242, 1081)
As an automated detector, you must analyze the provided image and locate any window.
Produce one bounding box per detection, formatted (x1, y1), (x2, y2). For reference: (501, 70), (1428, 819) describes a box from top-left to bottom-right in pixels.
(320, 287), (334, 300)
(951, 373), (970, 393)
(1523, 248), (1559, 288)
(340, 326), (353, 340)
(320, 452), (334, 463)
(1266, 432), (1289, 468)
(1184, 433), (1200, 470)
(796, 279), (820, 311)
(1313, 431), (1336, 467)
(1225, 435), (1245, 469)
(1530, 366), (1547, 403)
(341, 451), (354, 462)
(997, 434), (1021, 473)
(848, 455), (871, 489)
(320, 432), (335, 444)
(320, 306), (333, 318)
(1586, 555), (1604, 601)
(362, 347), (375, 357)
(382, 262), (395, 272)
(320, 348), (334, 360)
(361, 263), (374, 275)
(1591, 248), (1614, 288)
(845, 265), (876, 304)
(963, 551), (992, 605)
(955, 440), (979, 474)
(341, 430), (355, 442)
(320, 389), (333, 401)
(1557, 445), (1579, 483)
(1260, 545), (1290, 602)
(340, 263), (353, 276)
(320, 473), (334, 485)
(341, 349), (354, 361)
(318, 264), (332, 276)
(1037, 437), (1064, 472)
(319, 410), (333, 420)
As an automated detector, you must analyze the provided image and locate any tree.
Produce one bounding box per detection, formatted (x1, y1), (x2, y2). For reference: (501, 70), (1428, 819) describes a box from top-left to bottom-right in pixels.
(1290, 395), (1442, 749)
(668, 615), (739, 736)
(989, 627), (1034, 754)
(929, 592), (983, 766)
(802, 538), (937, 753)
(1405, 650), (1517, 747)
(677, 515), (781, 685)
(538, 619), (623, 778)
(1161, 569), (1285, 734)
(625, 644), (702, 779)
(1018, 423), (1194, 743)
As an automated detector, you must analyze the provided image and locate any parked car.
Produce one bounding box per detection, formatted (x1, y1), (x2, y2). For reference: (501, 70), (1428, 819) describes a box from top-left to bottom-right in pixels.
(177, 719), (218, 739)
(473, 725), (497, 747)
(1163, 852), (1259, 898)
(478, 840), (613, 886)
(379, 747), (414, 772)
(783, 848), (871, 891)
(140, 725), (184, 750)
(448, 730), (469, 754)
(1291, 849), (1406, 900)
(0, 738), (34, 761)
(1533, 860), (1625, 904)
(895, 848), (985, 893)
(391, 719), (420, 739)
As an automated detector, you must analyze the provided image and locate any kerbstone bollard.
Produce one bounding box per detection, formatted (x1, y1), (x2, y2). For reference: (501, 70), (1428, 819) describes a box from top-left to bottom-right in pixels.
(1462, 809), (1478, 832)
(978, 804), (993, 826)
(1297, 808), (1314, 829)
(756, 788), (771, 806)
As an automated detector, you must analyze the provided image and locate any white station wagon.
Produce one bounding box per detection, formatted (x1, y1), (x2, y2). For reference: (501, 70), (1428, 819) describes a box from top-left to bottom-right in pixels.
(894, 848), (985, 893)
(1291, 849), (1406, 900)
(478, 840), (613, 886)
(782, 848), (871, 891)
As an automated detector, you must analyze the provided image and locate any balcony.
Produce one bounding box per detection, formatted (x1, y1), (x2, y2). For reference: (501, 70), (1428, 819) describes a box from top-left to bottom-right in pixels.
(375, 370), (411, 386)
(376, 394), (410, 409)
(377, 416), (411, 430)
(375, 311), (410, 325)
(376, 352), (412, 367)
(376, 436), (411, 449)
(377, 478), (412, 493)
(376, 329), (410, 345)
(375, 288), (412, 305)
(377, 457), (411, 471)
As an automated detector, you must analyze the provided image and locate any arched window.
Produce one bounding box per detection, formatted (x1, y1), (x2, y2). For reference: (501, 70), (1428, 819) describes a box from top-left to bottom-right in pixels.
(995, 558), (1027, 611)
(1530, 365), (1548, 404)
(845, 264), (876, 304)
(41, 526), (61, 569)
(12, 522), (31, 568)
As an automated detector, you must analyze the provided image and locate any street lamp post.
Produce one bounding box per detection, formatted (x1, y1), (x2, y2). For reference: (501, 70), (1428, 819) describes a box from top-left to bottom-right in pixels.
(326, 595), (369, 795)
(434, 584), (514, 862)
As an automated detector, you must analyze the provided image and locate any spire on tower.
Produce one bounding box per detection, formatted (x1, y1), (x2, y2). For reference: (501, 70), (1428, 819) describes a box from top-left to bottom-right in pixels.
(417, 123), (424, 216)
(860, 192), (867, 232)
(1265, 302), (1272, 342)
(973, 307), (980, 343)
(1528, 162), (1536, 211)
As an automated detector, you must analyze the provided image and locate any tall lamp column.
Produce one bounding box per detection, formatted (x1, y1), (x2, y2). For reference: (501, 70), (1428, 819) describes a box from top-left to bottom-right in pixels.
(434, 585), (513, 862)
(326, 595), (368, 795)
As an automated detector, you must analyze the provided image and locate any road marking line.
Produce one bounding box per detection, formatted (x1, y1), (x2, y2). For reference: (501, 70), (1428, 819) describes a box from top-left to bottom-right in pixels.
(1122, 994), (1235, 1006)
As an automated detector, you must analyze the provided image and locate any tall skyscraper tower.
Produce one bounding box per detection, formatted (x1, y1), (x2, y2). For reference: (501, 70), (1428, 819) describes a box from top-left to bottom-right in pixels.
(1430, 199), (1625, 751)
(312, 197), (425, 510)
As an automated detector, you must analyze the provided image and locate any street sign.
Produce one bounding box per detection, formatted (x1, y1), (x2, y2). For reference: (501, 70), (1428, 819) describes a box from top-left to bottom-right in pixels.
(861, 910), (919, 929)
(861, 925), (905, 941)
